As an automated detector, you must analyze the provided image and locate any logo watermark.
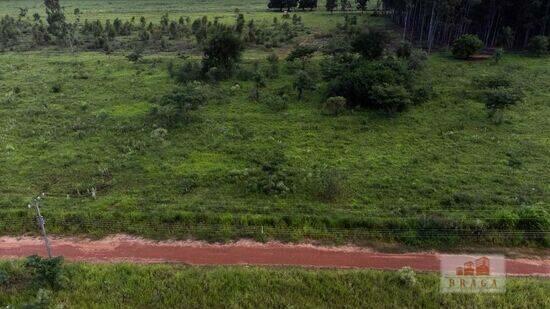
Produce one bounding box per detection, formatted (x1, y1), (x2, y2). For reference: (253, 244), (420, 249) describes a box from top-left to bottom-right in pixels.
(440, 255), (506, 293)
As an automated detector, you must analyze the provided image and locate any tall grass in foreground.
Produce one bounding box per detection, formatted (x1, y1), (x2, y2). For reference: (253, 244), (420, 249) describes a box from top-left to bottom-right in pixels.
(0, 261), (548, 308)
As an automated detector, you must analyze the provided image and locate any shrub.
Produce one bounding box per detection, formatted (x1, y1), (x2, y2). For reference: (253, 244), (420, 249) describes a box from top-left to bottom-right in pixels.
(152, 84), (207, 126)
(351, 30), (389, 60)
(407, 49), (428, 70)
(0, 270), (8, 285)
(286, 45), (317, 62)
(329, 59), (420, 112)
(474, 74), (513, 89)
(24, 255), (65, 290)
(168, 61), (202, 84)
(493, 48), (504, 64)
(322, 96), (347, 116)
(452, 34), (483, 59)
(266, 53), (280, 78)
(397, 267), (417, 287)
(126, 48), (143, 63)
(371, 83), (413, 113)
(396, 41), (412, 58)
(51, 84), (62, 93)
(483, 87), (524, 111)
(311, 168), (346, 202)
(262, 94), (289, 111)
(527, 36), (549, 56)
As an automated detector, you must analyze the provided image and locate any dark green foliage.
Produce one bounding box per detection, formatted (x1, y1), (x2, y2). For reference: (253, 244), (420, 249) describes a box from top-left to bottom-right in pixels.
(329, 59), (423, 112)
(151, 84), (207, 126)
(233, 151), (294, 195)
(126, 48), (143, 62)
(0, 270), (8, 285)
(262, 94), (289, 112)
(286, 45), (317, 62)
(452, 34), (483, 59)
(268, 0), (298, 11)
(352, 30), (389, 60)
(483, 87), (524, 111)
(407, 49), (428, 70)
(527, 36), (549, 57)
(396, 40), (412, 58)
(293, 70), (315, 99)
(322, 96), (347, 115)
(0, 15), (20, 47)
(298, 0), (318, 10)
(266, 53), (280, 78)
(24, 255), (64, 290)
(202, 28), (243, 79)
(356, 0), (369, 12)
(311, 168), (346, 202)
(326, 0), (338, 12)
(51, 84), (61, 93)
(168, 61), (202, 84)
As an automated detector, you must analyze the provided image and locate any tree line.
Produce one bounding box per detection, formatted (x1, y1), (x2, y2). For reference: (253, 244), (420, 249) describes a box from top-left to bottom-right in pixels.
(382, 0), (550, 50)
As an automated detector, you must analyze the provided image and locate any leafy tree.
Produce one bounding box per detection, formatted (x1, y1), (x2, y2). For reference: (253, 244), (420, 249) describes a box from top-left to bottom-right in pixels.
(351, 30), (389, 60)
(340, 0), (352, 11)
(44, 0), (68, 42)
(326, 0), (338, 13)
(293, 70), (315, 100)
(298, 0), (318, 10)
(201, 28), (243, 79)
(268, 0), (299, 11)
(452, 34), (483, 59)
(356, 0), (369, 13)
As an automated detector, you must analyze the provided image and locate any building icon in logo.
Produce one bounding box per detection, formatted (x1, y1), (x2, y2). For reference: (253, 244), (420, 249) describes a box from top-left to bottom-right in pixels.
(456, 257), (490, 276)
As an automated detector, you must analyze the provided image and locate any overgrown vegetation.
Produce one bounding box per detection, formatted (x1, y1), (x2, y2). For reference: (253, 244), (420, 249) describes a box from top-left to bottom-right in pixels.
(1, 262), (548, 307)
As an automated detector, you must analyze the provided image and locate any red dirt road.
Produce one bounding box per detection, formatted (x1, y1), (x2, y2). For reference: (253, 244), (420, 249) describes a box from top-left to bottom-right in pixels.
(0, 236), (548, 276)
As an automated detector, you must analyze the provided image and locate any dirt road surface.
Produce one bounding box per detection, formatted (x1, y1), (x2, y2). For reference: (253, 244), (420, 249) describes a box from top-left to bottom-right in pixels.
(0, 235), (548, 276)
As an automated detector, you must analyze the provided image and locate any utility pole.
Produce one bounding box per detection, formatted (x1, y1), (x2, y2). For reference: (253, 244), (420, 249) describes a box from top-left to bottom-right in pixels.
(28, 194), (52, 258)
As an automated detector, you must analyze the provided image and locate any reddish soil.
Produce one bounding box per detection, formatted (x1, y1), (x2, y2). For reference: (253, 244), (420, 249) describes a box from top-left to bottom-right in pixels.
(0, 235), (548, 276)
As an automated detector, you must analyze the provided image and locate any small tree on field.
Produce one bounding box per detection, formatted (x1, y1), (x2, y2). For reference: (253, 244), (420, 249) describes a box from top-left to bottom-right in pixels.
(293, 70), (315, 100)
(451, 34), (483, 59)
(126, 47), (143, 63)
(266, 53), (280, 78)
(202, 28), (243, 79)
(322, 96), (347, 115)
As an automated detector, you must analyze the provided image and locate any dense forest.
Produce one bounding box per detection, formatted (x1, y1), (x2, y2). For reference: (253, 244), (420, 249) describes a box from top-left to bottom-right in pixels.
(382, 0), (550, 49)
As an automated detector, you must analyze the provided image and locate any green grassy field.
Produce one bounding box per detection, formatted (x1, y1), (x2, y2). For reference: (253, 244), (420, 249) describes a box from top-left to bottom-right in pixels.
(1, 261), (548, 308)
(0, 1), (548, 248)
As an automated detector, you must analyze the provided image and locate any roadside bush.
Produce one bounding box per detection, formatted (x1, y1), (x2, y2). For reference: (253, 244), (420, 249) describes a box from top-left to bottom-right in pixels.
(232, 153), (294, 195)
(322, 96), (347, 115)
(397, 267), (417, 287)
(351, 30), (389, 60)
(24, 255), (65, 290)
(527, 35), (549, 56)
(452, 34), (483, 59)
(517, 206), (550, 245)
(0, 269), (8, 285)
